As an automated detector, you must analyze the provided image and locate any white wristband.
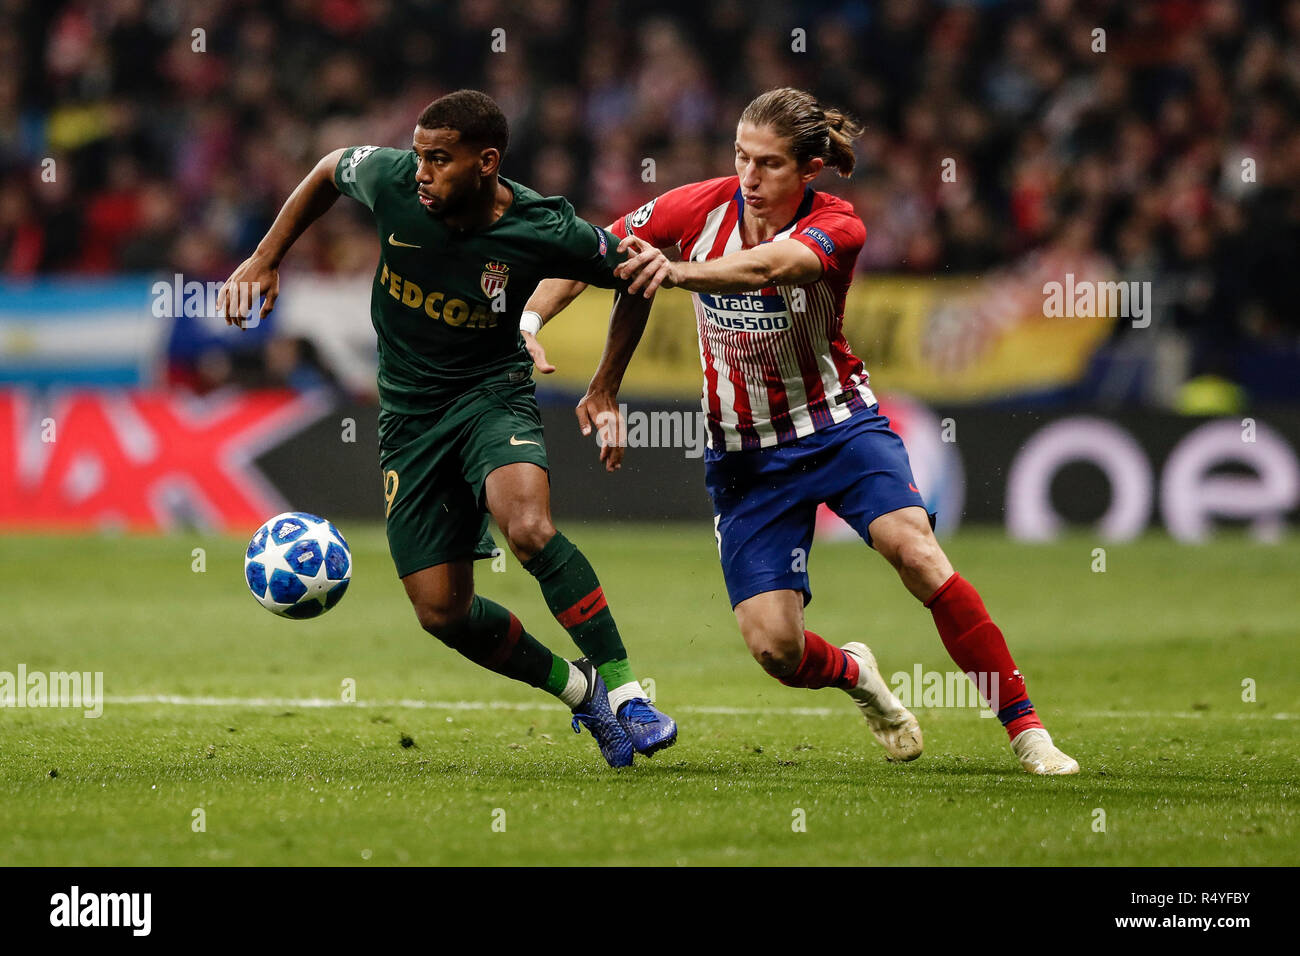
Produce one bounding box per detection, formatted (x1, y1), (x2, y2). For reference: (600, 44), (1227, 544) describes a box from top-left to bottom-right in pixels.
(519, 310), (543, 335)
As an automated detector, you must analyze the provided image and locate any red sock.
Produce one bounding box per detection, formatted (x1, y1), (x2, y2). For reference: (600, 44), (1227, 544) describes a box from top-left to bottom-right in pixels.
(925, 573), (1043, 739)
(776, 630), (860, 690)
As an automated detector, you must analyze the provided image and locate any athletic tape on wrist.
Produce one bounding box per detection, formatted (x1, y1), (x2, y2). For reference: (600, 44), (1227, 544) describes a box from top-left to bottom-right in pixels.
(520, 310), (543, 335)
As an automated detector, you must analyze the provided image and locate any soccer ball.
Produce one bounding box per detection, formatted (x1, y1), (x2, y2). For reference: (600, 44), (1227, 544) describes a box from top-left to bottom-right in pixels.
(244, 512), (352, 619)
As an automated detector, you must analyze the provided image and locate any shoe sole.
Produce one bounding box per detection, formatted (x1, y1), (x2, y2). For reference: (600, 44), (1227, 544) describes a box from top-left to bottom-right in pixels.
(1019, 757), (1080, 775)
(632, 727), (678, 758)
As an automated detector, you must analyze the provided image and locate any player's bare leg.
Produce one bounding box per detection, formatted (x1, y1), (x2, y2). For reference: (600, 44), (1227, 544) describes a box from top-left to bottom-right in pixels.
(401, 557), (633, 767)
(484, 462), (677, 755)
(868, 507), (1079, 775)
(735, 589), (921, 761)
(401, 559), (575, 698)
(733, 588), (804, 677)
(402, 560), (476, 636)
(401, 559), (583, 700)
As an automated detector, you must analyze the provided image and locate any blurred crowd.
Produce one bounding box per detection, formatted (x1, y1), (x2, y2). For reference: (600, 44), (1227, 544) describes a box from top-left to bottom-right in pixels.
(1, 0), (1298, 398)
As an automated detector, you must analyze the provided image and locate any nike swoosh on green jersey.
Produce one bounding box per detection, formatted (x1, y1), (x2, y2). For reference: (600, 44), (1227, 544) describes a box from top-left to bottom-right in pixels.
(509, 435), (540, 446)
(388, 233), (421, 248)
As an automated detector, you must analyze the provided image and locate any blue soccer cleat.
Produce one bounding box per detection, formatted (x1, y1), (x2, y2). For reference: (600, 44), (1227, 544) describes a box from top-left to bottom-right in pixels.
(617, 698), (678, 756)
(569, 660), (635, 768)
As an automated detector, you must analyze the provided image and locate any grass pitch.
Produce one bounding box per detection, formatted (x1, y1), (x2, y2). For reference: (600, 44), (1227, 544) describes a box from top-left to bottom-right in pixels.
(1, 524), (1296, 866)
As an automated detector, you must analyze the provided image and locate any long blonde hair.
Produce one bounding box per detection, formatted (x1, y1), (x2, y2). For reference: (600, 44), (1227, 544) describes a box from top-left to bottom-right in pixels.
(739, 88), (863, 177)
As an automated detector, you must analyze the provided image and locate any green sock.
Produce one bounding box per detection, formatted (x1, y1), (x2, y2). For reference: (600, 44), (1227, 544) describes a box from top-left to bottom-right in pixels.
(543, 655), (572, 696)
(523, 531), (637, 691)
(432, 595), (558, 691)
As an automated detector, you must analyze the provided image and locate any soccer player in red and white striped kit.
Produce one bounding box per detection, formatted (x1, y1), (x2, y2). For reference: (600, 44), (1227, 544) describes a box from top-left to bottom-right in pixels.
(525, 88), (1077, 774)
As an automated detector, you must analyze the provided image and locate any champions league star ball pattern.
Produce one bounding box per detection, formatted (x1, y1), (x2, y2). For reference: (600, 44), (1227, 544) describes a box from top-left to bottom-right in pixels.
(244, 512), (352, 619)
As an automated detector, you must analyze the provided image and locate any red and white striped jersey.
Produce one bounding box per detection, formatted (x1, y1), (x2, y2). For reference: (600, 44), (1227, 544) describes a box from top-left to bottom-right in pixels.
(610, 176), (875, 452)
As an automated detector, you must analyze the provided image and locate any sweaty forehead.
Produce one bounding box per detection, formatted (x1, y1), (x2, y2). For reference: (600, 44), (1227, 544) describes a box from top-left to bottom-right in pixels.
(413, 126), (464, 151)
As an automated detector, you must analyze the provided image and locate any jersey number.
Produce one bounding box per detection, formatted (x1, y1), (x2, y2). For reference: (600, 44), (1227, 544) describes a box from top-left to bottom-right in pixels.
(383, 469), (400, 517)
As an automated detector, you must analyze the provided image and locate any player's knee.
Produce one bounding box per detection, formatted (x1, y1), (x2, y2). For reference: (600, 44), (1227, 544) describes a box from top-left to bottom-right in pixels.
(503, 513), (555, 561)
(894, 531), (945, 579)
(744, 626), (803, 677)
(413, 594), (473, 640)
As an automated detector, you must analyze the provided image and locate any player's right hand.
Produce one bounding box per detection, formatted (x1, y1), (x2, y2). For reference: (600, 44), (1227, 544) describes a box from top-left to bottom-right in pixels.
(217, 254), (280, 328)
(576, 387), (626, 472)
(615, 235), (676, 298)
(522, 330), (556, 373)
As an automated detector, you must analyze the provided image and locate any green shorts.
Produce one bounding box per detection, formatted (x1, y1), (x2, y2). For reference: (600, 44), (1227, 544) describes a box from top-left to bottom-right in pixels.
(378, 370), (550, 577)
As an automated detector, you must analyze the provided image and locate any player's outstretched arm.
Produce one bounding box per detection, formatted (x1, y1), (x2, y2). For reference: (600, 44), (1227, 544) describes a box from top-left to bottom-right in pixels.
(576, 290), (653, 472)
(218, 147), (347, 327)
(520, 277), (590, 373)
(614, 234), (823, 297)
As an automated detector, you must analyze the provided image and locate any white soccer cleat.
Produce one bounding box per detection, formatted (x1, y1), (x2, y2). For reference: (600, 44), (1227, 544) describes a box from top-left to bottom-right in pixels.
(841, 642), (923, 762)
(1010, 727), (1080, 775)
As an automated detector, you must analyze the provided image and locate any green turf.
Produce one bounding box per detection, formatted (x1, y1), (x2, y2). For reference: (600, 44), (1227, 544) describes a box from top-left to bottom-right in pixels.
(1, 524), (1296, 866)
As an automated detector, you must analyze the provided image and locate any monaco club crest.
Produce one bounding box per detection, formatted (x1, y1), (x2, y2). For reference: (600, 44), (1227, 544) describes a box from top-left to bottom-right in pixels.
(480, 261), (510, 299)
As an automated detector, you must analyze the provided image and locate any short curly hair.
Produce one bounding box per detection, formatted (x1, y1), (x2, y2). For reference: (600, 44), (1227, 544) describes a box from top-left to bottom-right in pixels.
(416, 89), (509, 154)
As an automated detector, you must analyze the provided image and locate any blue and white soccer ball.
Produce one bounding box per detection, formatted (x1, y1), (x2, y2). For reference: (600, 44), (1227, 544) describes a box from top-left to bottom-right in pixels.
(244, 512), (352, 619)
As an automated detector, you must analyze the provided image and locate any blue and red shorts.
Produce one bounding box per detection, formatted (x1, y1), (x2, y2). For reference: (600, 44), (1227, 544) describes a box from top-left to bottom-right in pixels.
(704, 406), (935, 608)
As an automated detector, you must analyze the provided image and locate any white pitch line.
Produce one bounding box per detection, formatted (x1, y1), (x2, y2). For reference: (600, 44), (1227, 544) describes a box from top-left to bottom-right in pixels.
(98, 695), (1297, 721)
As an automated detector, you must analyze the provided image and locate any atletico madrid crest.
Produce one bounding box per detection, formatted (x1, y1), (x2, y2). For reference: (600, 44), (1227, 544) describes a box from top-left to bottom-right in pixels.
(480, 261), (510, 299)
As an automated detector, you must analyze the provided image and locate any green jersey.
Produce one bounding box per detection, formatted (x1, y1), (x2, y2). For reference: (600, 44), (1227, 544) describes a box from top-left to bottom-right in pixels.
(334, 145), (627, 414)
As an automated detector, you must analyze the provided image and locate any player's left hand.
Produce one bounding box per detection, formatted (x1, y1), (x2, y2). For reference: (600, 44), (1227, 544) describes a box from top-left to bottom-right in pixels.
(615, 235), (677, 298)
(576, 386), (626, 472)
(217, 252), (279, 328)
(522, 330), (555, 373)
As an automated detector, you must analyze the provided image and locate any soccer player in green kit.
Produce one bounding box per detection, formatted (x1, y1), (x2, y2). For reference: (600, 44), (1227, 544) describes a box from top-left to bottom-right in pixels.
(217, 90), (676, 767)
